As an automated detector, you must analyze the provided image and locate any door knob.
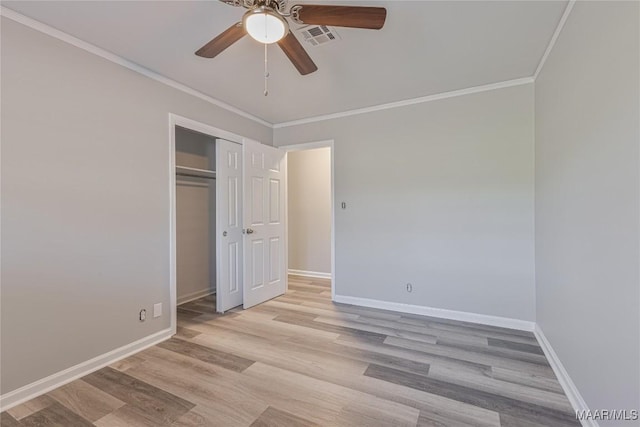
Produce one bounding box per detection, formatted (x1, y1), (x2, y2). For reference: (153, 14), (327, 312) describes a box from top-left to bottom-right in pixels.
(246, 228), (254, 234)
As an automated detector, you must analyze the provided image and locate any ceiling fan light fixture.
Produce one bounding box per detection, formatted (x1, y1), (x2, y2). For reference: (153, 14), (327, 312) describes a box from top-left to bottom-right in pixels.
(244, 7), (288, 44)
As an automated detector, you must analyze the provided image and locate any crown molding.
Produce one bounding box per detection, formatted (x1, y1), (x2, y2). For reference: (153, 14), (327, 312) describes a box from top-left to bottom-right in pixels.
(0, 6), (273, 128)
(2, 4), (564, 131)
(273, 77), (534, 129)
(534, 0), (576, 80)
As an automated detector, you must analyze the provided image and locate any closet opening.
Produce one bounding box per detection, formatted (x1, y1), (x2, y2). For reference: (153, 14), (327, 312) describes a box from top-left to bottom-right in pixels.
(175, 126), (217, 314)
(169, 114), (246, 333)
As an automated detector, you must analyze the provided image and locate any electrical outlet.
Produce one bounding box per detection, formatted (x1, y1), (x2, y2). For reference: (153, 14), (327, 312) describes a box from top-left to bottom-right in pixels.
(406, 283), (413, 293)
(153, 303), (162, 318)
(139, 309), (146, 321)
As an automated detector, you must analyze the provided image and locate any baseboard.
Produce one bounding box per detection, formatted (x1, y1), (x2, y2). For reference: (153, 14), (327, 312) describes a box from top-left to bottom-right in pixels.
(332, 294), (535, 331)
(533, 325), (596, 427)
(177, 289), (215, 305)
(0, 328), (173, 412)
(288, 269), (332, 280)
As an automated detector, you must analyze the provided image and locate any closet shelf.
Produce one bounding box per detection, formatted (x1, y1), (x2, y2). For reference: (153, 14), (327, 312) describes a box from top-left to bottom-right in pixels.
(176, 165), (216, 179)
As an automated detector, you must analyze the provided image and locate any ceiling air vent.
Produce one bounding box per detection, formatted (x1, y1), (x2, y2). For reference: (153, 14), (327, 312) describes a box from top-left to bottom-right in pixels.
(296, 25), (341, 47)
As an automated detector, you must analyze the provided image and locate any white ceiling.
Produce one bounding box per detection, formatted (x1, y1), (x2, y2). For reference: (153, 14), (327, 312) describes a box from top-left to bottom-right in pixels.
(4, 1), (567, 124)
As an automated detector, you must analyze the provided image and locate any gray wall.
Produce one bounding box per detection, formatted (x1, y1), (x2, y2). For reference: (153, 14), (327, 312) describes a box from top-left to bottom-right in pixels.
(275, 84), (536, 321)
(535, 1), (640, 421)
(5, 2), (637, 414)
(287, 148), (332, 274)
(175, 127), (216, 304)
(0, 18), (271, 394)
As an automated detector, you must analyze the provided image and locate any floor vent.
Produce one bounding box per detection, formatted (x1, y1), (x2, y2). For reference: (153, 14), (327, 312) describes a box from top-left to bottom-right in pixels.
(296, 25), (341, 47)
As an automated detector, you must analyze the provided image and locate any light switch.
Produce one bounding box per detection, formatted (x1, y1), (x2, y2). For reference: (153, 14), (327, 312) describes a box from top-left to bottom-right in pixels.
(153, 303), (162, 318)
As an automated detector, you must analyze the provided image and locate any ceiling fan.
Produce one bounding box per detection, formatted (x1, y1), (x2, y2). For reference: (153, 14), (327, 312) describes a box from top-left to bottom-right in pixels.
(195, 0), (387, 75)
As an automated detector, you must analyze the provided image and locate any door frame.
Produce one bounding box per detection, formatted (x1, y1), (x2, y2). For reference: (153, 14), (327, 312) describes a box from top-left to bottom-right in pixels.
(279, 140), (336, 300)
(168, 113), (246, 334)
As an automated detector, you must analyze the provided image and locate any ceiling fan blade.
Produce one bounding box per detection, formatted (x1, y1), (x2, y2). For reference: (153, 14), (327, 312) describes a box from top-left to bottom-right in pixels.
(292, 5), (387, 30)
(195, 23), (245, 58)
(278, 32), (318, 75)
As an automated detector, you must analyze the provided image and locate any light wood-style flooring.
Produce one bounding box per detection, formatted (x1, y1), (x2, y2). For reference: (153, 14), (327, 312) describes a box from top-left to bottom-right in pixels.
(1, 276), (579, 426)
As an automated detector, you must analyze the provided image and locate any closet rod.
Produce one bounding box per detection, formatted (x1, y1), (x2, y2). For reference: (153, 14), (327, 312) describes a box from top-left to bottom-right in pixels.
(176, 172), (216, 180)
(175, 165), (216, 180)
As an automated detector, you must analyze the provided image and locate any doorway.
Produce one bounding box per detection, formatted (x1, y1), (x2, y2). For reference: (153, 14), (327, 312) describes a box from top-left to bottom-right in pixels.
(282, 141), (335, 299)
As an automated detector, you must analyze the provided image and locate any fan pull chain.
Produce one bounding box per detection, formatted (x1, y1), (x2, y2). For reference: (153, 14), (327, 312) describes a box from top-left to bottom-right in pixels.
(264, 43), (269, 96)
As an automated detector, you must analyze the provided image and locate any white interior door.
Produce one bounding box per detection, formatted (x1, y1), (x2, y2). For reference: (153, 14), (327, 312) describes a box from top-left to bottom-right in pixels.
(243, 139), (287, 309)
(216, 139), (243, 312)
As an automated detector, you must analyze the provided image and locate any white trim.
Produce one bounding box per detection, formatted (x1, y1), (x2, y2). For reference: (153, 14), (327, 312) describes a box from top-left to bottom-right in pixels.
(333, 294), (536, 332)
(279, 140), (335, 152)
(533, 0), (576, 80)
(280, 140), (336, 300)
(330, 143), (335, 302)
(533, 325), (596, 427)
(177, 289), (215, 306)
(273, 78), (534, 128)
(533, 323), (598, 427)
(284, 147), (289, 295)
(0, 328), (172, 412)
(172, 114), (244, 145)
(169, 116), (177, 335)
(288, 269), (332, 280)
(0, 6), (272, 128)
